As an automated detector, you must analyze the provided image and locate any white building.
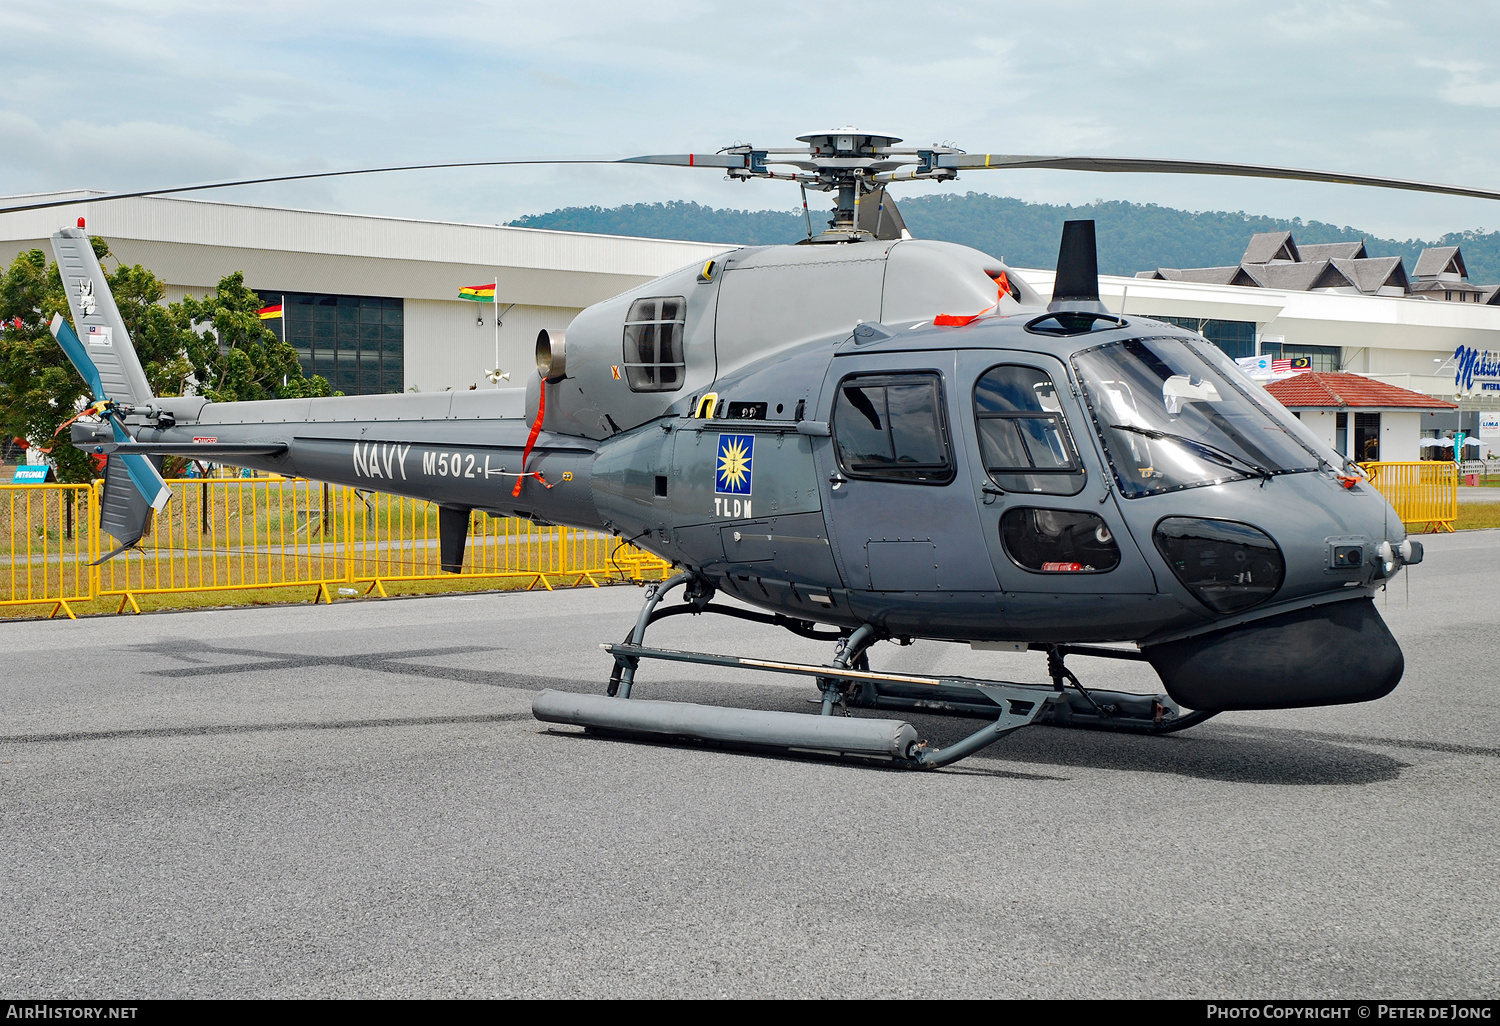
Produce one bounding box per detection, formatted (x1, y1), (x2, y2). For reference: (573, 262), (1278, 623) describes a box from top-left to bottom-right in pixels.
(0, 191), (730, 396)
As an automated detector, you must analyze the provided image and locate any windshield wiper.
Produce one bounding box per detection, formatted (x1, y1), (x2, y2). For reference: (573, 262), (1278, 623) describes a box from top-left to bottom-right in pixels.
(1109, 424), (1275, 484)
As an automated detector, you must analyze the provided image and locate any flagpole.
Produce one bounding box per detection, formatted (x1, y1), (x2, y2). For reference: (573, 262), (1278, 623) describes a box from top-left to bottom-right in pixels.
(493, 272), (499, 385)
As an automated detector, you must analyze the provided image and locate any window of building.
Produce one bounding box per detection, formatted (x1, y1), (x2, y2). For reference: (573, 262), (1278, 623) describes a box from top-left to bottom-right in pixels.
(1260, 341), (1341, 373)
(261, 291), (403, 395)
(1355, 412), (1381, 462)
(622, 297), (686, 392)
(1149, 317), (1258, 360)
(833, 373), (954, 484)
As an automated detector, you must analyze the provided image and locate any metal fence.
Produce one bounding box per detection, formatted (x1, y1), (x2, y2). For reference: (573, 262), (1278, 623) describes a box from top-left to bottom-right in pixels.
(1361, 461), (1458, 533)
(0, 483), (95, 618)
(1, 477), (671, 618)
(2, 462), (1472, 617)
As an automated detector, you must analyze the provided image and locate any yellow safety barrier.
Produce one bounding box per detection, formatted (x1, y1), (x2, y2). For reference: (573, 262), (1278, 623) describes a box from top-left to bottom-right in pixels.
(0, 477), (671, 617)
(1361, 461), (1458, 533)
(0, 483), (94, 619)
(337, 488), (643, 595)
(94, 477), (347, 611)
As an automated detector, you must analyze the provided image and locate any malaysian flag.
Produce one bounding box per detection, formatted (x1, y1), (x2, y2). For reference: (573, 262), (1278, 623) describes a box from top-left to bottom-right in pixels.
(1272, 359), (1291, 374)
(1288, 357), (1312, 374)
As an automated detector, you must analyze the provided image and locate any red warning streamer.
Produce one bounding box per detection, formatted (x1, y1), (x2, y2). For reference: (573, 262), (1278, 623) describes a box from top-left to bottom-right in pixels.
(513, 379), (549, 497)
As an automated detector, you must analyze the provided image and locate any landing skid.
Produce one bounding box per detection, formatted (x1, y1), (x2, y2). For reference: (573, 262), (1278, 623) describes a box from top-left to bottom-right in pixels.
(530, 574), (1215, 769)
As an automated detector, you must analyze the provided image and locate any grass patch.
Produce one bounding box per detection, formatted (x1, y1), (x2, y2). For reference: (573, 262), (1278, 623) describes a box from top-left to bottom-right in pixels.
(1453, 504), (1500, 531)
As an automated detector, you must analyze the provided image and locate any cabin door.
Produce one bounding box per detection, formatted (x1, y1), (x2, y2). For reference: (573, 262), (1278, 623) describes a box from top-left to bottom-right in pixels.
(815, 350), (999, 594)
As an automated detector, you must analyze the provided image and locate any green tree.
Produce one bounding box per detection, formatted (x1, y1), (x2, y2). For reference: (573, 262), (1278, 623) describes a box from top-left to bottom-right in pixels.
(0, 240), (102, 483)
(0, 241), (330, 483)
(174, 272), (331, 403)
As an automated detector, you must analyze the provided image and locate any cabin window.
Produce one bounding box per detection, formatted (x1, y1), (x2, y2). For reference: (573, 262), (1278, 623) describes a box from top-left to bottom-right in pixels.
(972, 365), (1086, 496)
(832, 373), (954, 484)
(622, 297), (687, 392)
(1000, 508), (1121, 573)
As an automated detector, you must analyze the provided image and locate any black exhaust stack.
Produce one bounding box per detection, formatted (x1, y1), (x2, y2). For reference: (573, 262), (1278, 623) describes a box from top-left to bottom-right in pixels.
(1048, 220), (1110, 316)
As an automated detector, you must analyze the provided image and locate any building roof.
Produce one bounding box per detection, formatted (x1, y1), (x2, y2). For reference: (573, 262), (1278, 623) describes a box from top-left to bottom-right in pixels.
(1334, 255), (1408, 293)
(1139, 231), (1492, 301)
(1413, 246), (1467, 280)
(1299, 241), (1368, 261)
(1264, 372), (1458, 410)
(1139, 265), (1249, 285)
(1410, 278), (1487, 297)
(1243, 231), (1299, 264)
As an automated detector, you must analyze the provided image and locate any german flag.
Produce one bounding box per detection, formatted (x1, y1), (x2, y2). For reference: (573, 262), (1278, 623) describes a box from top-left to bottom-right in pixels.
(257, 303), (283, 320)
(459, 283), (497, 303)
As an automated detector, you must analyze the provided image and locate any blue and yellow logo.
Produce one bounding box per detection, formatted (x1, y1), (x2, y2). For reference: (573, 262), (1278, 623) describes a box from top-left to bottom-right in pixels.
(715, 434), (754, 495)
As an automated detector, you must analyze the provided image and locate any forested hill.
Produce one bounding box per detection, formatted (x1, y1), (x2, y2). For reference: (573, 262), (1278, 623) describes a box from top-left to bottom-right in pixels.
(509, 194), (1500, 285)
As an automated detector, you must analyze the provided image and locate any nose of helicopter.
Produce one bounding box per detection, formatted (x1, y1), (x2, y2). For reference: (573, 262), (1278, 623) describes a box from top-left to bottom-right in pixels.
(1135, 470), (1413, 712)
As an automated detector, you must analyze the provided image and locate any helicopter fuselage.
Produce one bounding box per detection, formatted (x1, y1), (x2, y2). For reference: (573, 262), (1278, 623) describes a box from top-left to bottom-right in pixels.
(87, 236), (1415, 713)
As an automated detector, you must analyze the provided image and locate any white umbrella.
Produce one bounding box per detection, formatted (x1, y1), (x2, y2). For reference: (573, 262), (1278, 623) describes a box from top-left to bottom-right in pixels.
(1463, 437), (1482, 448)
(1419, 437), (1453, 448)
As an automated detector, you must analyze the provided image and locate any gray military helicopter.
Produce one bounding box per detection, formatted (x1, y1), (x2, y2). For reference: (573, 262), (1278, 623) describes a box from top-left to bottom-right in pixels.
(22, 130), (1496, 769)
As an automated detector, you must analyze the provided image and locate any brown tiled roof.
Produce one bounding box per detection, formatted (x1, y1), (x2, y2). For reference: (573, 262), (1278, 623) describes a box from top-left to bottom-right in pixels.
(1263, 372), (1457, 409)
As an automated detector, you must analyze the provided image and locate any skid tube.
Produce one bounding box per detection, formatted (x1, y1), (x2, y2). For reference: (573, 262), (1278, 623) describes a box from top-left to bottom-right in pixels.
(532, 580), (1213, 769)
(534, 643), (1051, 768)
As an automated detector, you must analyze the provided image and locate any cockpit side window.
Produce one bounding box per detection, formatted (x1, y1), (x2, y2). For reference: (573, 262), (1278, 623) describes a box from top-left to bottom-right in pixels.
(972, 365), (1086, 496)
(622, 297), (687, 392)
(832, 373), (954, 485)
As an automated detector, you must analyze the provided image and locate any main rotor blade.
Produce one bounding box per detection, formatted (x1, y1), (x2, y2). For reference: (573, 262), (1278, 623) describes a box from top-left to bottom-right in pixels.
(0, 157), (641, 215)
(937, 154), (1500, 203)
(619, 153), (750, 169)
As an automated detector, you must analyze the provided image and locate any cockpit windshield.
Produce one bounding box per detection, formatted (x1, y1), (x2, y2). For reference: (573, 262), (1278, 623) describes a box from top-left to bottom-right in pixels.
(1072, 337), (1320, 498)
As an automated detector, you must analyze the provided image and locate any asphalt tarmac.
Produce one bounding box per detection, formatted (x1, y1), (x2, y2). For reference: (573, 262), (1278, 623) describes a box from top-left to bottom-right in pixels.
(2, 532), (1497, 999)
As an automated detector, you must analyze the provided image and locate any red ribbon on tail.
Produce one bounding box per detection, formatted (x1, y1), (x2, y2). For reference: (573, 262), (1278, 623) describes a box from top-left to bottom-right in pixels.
(513, 379), (548, 498)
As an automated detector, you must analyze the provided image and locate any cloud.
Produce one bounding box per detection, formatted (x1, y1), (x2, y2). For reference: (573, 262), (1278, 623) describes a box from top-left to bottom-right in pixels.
(1418, 59), (1500, 109)
(3, 2), (1499, 239)
(0, 110), (283, 194)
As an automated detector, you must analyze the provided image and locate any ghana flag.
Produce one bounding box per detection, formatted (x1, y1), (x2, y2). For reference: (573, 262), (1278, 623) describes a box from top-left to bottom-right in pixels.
(459, 283), (497, 303)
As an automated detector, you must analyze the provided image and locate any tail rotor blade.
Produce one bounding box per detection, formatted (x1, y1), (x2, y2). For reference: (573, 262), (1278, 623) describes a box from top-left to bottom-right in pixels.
(108, 418), (170, 510)
(50, 314), (106, 400)
(119, 452), (172, 511)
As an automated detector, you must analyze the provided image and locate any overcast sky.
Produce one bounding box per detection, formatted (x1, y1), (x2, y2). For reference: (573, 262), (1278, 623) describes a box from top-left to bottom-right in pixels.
(3, 0), (1499, 241)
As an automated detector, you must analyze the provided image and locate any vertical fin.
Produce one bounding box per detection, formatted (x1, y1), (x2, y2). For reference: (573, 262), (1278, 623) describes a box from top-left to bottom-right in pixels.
(50, 228), (154, 406)
(94, 453), (160, 557)
(439, 506), (471, 574)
